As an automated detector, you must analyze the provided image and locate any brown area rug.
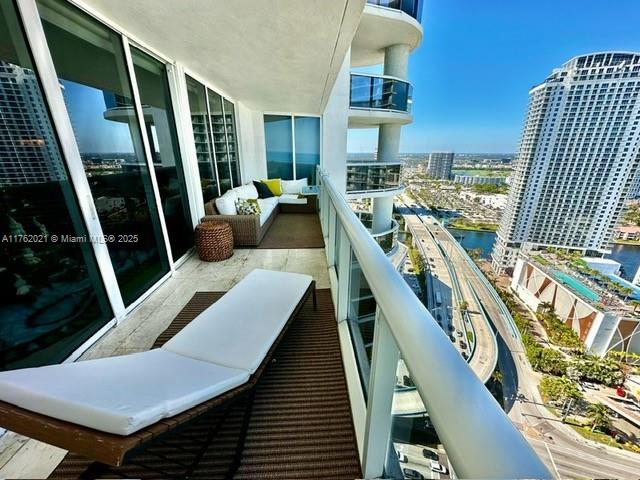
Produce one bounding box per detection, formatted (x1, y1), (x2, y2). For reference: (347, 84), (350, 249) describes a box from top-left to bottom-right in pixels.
(258, 213), (325, 249)
(48, 289), (361, 480)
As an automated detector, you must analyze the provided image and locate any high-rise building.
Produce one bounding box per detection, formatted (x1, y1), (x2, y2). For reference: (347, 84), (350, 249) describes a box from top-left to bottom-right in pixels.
(492, 52), (640, 274)
(628, 169), (640, 198)
(0, 61), (65, 185)
(426, 151), (453, 179)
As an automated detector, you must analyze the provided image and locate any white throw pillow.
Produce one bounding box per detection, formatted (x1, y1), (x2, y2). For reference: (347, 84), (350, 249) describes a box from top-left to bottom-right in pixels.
(215, 190), (238, 215)
(281, 178), (308, 195)
(233, 183), (259, 200)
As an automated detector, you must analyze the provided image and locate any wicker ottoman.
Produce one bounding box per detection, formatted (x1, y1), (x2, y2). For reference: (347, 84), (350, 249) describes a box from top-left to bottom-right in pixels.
(195, 221), (234, 262)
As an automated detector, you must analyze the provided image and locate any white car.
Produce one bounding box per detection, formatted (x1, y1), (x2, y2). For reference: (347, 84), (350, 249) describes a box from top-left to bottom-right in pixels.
(430, 461), (448, 474)
(397, 451), (408, 463)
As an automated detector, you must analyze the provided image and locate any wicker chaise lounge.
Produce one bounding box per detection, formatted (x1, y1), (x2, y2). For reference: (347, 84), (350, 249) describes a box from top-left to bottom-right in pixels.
(0, 269), (316, 466)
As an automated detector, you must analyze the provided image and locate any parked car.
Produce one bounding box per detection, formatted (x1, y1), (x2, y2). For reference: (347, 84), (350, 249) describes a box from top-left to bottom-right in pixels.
(460, 340), (467, 350)
(397, 451), (408, 463)
(456, 330), (463, 337)
(461, 351), (469, 360)
(449, 335), (456, 343)
(403, 467), (424, 479)
(422, 448), (438, 460)
(430, 461), (448, 474)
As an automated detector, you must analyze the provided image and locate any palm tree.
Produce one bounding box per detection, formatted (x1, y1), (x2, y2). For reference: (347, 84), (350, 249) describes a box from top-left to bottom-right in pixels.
(587, 402), (612, 433)
(629, 300), (640, 312)
(491, 370), (503, 384)
(538, 301), (553, 314)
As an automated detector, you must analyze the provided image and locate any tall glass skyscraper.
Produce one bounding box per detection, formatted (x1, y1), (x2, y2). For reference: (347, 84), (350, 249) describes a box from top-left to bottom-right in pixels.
(492, 52), (640, 274)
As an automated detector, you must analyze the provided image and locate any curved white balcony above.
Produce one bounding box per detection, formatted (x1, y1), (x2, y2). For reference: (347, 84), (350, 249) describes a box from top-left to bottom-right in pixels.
(351, 3), (424, 67)
(346, 185), (405, 200)
(349, 108), (412, 127)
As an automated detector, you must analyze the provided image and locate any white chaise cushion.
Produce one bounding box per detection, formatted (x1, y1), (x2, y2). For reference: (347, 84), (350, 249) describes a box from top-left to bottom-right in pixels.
(215, 189), (237, 215)
(278, 194), (307, 205)
(0, 349), (249, 435)
(233, 183), (259, 200)
(281, 178), (308, 194)
(163, 269), (313, 373)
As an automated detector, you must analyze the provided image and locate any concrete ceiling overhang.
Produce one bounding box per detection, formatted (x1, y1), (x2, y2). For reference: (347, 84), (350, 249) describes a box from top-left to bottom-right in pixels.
(351, 5), (423, 67)
(77, 0), (366, 113)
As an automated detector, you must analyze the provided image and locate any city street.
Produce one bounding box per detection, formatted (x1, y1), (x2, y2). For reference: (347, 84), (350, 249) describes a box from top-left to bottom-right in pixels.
(401, 207), (497, 383)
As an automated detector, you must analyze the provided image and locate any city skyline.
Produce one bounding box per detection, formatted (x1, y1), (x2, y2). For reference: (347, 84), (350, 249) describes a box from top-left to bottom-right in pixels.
(348, 0), (640, 154)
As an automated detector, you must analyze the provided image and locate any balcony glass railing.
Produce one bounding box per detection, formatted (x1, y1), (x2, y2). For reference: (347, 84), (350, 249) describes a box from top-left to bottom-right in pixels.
(318, 168), (550, 479)
(350, 74), (413, 113)
(346, 162), (402, 193)
(366, 0), (423, 21)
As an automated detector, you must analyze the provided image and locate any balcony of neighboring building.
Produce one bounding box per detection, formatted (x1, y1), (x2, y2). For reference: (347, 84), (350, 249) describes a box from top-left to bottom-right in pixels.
(351, 0), (424, 67)
(354, 211), (400, 256)
(345, 161), (404, 196)
(348, 74), (413, 127)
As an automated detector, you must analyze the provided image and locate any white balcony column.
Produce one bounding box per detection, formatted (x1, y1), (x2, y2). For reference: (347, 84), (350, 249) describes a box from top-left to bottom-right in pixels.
(383, 44), (411, 80)
(372, 195), (394, 233)
(377, 123), (402, 163)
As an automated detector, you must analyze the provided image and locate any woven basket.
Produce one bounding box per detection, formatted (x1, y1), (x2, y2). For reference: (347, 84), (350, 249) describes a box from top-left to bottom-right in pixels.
(195, 221), (234, 262)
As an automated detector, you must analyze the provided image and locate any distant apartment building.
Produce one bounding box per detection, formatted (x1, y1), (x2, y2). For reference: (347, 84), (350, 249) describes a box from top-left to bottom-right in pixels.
(0, 62), (65, 185)
(426, 151), (453, 179)
(492, 52), (640, 274)
(628, 170), (640, 198)
(453, 174), (505, 186)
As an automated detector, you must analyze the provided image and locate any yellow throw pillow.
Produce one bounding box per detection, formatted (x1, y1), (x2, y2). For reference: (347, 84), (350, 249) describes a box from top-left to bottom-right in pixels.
(261, 178), (282, 196)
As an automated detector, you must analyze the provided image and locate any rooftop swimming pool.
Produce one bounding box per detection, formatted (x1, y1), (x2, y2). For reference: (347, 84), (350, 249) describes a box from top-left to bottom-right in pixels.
(552, 271), (601, 302)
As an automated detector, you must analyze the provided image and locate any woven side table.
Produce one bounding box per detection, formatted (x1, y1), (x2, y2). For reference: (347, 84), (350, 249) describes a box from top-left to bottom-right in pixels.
(195, 222), (234, 262)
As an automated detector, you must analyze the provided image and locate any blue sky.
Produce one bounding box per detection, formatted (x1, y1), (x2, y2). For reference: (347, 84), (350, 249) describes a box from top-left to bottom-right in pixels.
(347, 0), (640, 154)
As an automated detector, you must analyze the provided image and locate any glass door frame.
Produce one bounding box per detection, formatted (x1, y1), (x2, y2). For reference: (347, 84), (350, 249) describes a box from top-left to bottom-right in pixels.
(263, 111), (323, 182)
(13, 0), (197, 356)
(179, 67), (244, 209)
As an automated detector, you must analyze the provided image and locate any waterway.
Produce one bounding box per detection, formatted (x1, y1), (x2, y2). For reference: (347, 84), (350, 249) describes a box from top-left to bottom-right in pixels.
(446, 228), (640, 281)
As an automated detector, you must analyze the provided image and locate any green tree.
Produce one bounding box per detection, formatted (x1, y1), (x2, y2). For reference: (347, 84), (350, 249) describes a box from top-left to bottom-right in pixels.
(539, 375), (582, 403)
(459, 300), (469, 312)
(587, 402), (612, 432)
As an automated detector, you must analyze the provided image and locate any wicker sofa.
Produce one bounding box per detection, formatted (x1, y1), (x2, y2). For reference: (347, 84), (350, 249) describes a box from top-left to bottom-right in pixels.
(201, 181), (315, 247)
(203, 198), (278, 247)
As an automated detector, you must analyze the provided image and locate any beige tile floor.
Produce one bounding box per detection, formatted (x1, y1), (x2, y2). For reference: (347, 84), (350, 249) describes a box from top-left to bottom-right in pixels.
(0, 248), (330, 479)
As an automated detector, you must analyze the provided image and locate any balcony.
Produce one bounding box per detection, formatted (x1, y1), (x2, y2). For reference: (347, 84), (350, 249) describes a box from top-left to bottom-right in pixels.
(351, 2), (423, 67)
(346, 161), (403, 195)
(354, 211), (400, 255)
(349, 74), (413, 127)
(366, 0), (423, 21)
(0, 175), (548, 480)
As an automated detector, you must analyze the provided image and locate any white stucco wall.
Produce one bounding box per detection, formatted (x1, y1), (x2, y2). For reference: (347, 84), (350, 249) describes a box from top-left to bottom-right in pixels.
(321, 49), (351, 194)
(237, 102), (267, 182)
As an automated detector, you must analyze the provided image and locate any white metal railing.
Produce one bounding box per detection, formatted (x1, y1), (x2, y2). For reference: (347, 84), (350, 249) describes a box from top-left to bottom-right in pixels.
(318, 169), (550, 479)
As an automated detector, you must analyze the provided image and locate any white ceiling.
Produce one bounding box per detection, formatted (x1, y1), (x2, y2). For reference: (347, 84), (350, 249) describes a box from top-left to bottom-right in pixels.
(78, 0), (365, 113)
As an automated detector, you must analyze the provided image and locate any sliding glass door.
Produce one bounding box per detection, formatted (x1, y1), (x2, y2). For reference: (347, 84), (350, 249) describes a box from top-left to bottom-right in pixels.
(186, 76), (218, 203)
(265, 114), (320, 183)
(265, 115), (294, 180)
(0, 1), (113, 369)
(37, 0), (170, 306)
(207, 89), (232, 193)
(185, 76), (241, 198)
(131, 47), (193, 261)
(224, 98), (241, 187)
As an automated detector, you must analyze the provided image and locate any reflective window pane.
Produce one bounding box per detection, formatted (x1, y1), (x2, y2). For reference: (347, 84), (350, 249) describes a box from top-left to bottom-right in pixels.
(132, 47), (193, 261)
(265, 115), (294, 180)
(294, 116), (320, 185)
(186, 76), (217, 203)
(224, 99), (241, 187)
(0, 2), (112, 369)
(348, 248), (377, 398)
(38, 0), (170, 306)
(208, 89), (232, 193)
